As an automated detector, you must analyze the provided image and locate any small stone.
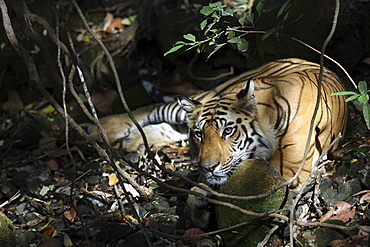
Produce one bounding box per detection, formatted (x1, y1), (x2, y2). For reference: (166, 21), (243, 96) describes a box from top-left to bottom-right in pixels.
(358, 166), (370, 188)
(95, 222), (132, 242)
(87, 175), (100, 185)
(143, 197), (170, 213)
(297, 227), (344, 246)
(338, 178), (361, 195)
(10, 170), (30, 188)
(125, 152), (141, 163)
(149, 213), (179, 236)
(197, 237), (218, 247)
(15, 229), (41, 247)
(122, 230), (151, 247)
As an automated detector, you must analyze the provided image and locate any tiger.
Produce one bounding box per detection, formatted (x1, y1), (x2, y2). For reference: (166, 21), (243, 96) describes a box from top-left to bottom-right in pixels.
(89, 58), (347, 187)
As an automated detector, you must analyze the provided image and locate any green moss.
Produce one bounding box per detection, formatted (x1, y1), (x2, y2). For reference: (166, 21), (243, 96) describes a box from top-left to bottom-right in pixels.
(216, 159), (288, 247)
(297, 227), (345, 246)
(0, 212), (17, 247)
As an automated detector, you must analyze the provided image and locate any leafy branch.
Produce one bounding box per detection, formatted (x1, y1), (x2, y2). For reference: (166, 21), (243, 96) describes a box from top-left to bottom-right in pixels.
(332, 81), (370, 129)
(164, 0), (300, 60)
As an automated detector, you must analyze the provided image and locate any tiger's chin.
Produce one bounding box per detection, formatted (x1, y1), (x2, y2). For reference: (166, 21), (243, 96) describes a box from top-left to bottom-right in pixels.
(202, 170), (233, 188)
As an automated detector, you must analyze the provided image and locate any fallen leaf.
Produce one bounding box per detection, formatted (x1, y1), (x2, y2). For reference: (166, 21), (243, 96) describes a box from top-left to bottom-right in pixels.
(46, 159), (59, 171)
(54, 177), (69, 187)
(39, 225), (56, 236)
(105, 17), (124, 34)
(183, 228), (206, 239)
(102, 213), (138, 226)
(319, 201), (355, 222)
(63, 207), (77, 222)
(38, 237), (61, 247)
(108, 173), (119, 186)
(63, 234), (73, 247)
(353, 190), (370, 204)
(328, 234), (365, 247)
(124, 183), (140, 197)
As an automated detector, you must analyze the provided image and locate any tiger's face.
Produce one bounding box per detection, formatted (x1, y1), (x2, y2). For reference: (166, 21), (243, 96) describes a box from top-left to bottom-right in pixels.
(178, 80), (275, 187)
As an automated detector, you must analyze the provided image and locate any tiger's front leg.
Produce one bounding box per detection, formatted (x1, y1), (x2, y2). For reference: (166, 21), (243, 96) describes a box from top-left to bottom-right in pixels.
(187, 183), (216, 229)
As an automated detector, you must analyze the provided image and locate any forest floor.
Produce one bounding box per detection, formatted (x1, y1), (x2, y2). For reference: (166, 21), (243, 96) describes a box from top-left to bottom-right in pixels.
(1, 104), (370, 246)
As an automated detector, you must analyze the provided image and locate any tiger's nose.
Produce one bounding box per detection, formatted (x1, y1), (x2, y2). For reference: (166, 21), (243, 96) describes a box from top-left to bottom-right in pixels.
(202, 163), (218, 172)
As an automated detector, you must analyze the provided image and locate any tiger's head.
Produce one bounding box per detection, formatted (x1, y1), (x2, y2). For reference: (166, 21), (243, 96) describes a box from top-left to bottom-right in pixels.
(178, 79), (276, 187)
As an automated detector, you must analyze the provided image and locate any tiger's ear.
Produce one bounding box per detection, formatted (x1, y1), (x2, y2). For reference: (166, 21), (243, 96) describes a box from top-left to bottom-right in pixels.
(236, 79), (257, 115)
(177, 95), (201, 113)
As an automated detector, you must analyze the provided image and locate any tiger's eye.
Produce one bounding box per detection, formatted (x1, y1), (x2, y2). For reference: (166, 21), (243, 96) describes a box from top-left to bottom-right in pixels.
(194, 130), (202, 139)
(222, 127), (234, 139)
(224, 127), (233, 134)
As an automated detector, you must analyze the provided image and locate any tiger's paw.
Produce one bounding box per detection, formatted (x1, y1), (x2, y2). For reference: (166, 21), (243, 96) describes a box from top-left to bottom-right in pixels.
(187, 183), (215, 229)
(121, 123), (187, 152)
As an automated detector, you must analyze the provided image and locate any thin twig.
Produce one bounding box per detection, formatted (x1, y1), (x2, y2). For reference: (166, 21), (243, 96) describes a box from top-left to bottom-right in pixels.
(0, 190), (21, 208)
(68, 0), (149, 199)
(187, 53), (234, 81)
(70, 0), (151, 151)
(289, 0), (341, 245)
(69, 1), (153, 246)
(225, 28), (357, 89)
(257, 224), (280, 247)
(56, 10), (77, 206)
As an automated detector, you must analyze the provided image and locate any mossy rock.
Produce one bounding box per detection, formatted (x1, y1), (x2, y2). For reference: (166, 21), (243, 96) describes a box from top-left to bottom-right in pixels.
(0, 211), (17, 247)
(297, 226), (345, 246)
(216, 159), (288, 247)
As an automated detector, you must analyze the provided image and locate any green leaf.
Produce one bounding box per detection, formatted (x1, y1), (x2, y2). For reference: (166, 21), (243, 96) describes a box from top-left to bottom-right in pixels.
(264, 3), (281, 13)
(121, 15), (137, 25)
(358, 95), (369, 103)
(41, 105), (55, 113)
(200, 6), (214, 16)
(246, 13), (255, 25)
(149, 182), (160, 189)
(183, 33), (196, 42)
(228, 37), (240, 44)
(200, 19), (208, 30)
(296, 13), (304, 22)
(345, 94), (359, 102)
(209, 2), (224, 10)
(283, 11), (290, 21)
(363, 102), (370, 129)
(358, 81), (368, 94)
(261, 27), (277, 41)
(238, 16), (247, 26)
(204, 21), (216, 35)
(227, 30), (235, 40)
(174, 41), (186, 45)
(256, 0), (265, 16)
(223, 8), (235, 16)
(237, 38), (249, 52)
(331, 91), (357, 96)
(164, 45), (184, 56)
(211, 11), (221, 19)
(207, 44), (225, 60)
(277, 0), (291, 18)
